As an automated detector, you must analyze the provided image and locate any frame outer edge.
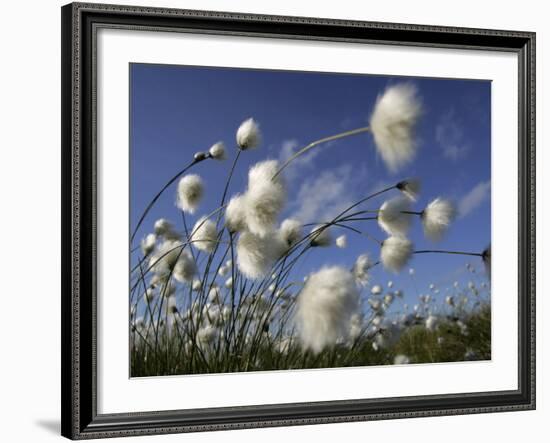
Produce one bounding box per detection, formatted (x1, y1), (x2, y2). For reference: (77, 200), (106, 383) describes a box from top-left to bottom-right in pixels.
(61, 2), (537, 439)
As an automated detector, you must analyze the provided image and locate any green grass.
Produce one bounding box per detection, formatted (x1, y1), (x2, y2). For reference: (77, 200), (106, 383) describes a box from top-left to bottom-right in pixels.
(130, 304), (491, 377)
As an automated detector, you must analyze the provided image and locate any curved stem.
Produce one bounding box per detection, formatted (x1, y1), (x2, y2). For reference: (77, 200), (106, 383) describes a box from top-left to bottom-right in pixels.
(272, 126), (370, 180)
(414, 250), (483, 257)
(131, 159), (200, 243)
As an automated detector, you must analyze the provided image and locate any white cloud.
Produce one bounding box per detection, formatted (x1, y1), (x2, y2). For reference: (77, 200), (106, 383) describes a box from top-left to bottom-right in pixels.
(289, 164), (367, 224)
(277, 138), (327, 182)
(436, 109), (470, 161)
(458, 181), (491, 218)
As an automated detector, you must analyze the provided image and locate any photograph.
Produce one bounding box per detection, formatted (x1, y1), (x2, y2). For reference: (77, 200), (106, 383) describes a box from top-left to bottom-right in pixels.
(129, 64), (492, 377)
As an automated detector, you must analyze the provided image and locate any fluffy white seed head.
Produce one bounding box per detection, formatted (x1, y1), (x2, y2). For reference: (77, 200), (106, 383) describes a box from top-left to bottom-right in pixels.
(140, 233), (157, 256)
(310, 225), (332, 247)
(245, 160), (286, 237)
(225, 193), (248, 233)
(394, 354), (410, 365)
(380, 236), (413, 273)
(353, 253), (372, 287)
(224, 277), (233, 289)
(176, 174), (204, 214)
(149, 239), (183, 277)
(190, 216), (218, 252)
(336, 235), (348, 248)
(236, 231), (285, 279)
(208, 141), (226, 160)
(371, 284), (383, 295)
(191, 279), (202, 292)
(279, 218), (303, 248)
(236, 118), (261, 150)
(425, 314), (439, 331)
(197, 325), (217, 347)
(422, 198), (456, 241)
(172, 249), (197, 283)
(378, 196), (413, 236)
(369, 83), (422, 173)
(153, 218), (181, 240)
(295, 266), (360, 354)
(208, 285), (222, 304)
(397, 178), (421, 202)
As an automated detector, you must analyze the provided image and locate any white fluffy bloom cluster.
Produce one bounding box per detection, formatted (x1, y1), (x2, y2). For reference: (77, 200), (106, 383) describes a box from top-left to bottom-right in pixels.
(244, 160), (286, 237)
(421, 197), (456, 241)
(278, 218), (303, 249)
(173, 249), (197, 283)
(208, 141), (226, 160)
(225, 193), (248, 233)
(224, 160), (286, 238)
(336, 234), (347, 248)
(309, 224), (332, 247)
(236, 231), (285, 279)
(140, 233), (156, 255)
(369, 83), (422, 173)
(380, 235), (413, 273)
(371, 284), (383, 295)
(154, 218), (181, 240)
(236, 118), (261, 150)
(176, 174), (204, 214)
(425, 314), (439, 332)
(394, 354), (410, 365)
(377, 196), (412, 236)
(148, 239), (184, 277)
(190, 216), (218, 252)
(295, 266), (360, 354)
(353, 253), (372, 287)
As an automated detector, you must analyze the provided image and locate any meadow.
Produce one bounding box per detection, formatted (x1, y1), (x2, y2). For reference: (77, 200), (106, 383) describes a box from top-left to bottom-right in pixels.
(130, 82), (491, 377)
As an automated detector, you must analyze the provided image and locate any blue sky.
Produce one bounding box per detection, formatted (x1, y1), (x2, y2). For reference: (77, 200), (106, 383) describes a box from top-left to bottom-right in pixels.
(130, 63), (491, 313)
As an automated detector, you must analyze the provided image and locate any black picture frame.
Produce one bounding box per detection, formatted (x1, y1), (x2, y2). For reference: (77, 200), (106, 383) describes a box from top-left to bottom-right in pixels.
(61, 2), (536, 439)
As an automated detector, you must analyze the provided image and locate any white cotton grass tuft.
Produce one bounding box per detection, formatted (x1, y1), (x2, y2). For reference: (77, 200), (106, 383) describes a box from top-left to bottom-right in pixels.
(380, 236), (413, 273)
(377, 196), (413, 236)
(225, 193), (248, 233)
(394, 354), (410, 365)
(396, 178), (421, 202)
(153, 218), (181, 240)
(371, 285), (383, 295)
(278, 218), (303, 248)
(369, 83), (422, 173)
(191, 279), (202, 292)
(425, 314), (439, 331)
(236, 118), (261, 150)
(190, 216), (218, 252)
(352, 253), (372, 287)
(172, 249), (197, 283)
(310, 225), (332, 247)
(244, 160), (286, 237)
(208, 141), (226, 160)
(140, 233), (156, 256)
(236, 231), (285, 279)
(421, 197), (456, 241)
(336, 235), (348, 248)
(295, 266), (360, 354)
(148, 239), (183, 277)
(176, 174), (204, 214)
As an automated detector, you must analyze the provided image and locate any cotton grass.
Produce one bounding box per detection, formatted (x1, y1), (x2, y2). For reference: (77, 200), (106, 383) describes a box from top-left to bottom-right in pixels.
(370, 83), (422, 173)
(295, 266), (360, 354)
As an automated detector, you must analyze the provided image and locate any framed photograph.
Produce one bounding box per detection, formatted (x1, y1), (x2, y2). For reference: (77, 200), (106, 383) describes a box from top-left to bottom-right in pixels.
(61, 2), (535, 439)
